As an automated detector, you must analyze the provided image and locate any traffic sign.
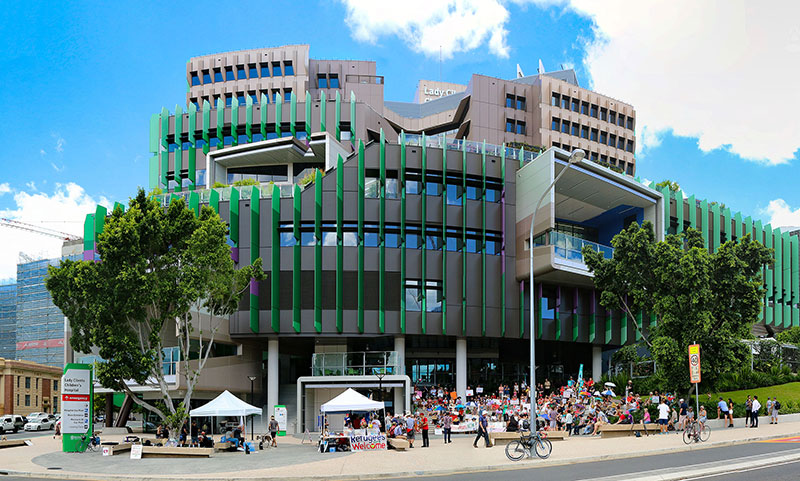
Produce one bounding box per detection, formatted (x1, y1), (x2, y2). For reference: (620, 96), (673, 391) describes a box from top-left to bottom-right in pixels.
(688, 344), (701, 384)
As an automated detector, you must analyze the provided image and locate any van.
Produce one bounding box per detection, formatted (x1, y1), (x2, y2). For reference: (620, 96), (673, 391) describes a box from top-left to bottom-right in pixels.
(0, 415), (25, 433)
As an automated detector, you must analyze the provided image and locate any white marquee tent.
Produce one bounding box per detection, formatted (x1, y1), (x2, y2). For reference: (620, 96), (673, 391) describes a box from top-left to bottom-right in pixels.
(320, 388), (385, 413)
(190, 390), (262, 418)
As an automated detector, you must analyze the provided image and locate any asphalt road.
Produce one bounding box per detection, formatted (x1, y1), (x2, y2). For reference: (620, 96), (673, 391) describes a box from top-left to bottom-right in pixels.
(0, 429), (53, 440)
(382, 441), (800, 481)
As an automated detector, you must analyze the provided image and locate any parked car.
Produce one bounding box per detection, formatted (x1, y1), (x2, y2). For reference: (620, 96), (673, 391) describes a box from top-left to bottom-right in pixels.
(25, 415), (56, 431)
(0, 415), (26, 433)
(26, 412), (48, 420)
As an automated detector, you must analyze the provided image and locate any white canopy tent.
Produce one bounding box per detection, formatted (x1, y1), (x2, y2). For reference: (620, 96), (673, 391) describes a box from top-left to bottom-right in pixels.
(320, 388), (385, 413)
(189, 390), (261, 448)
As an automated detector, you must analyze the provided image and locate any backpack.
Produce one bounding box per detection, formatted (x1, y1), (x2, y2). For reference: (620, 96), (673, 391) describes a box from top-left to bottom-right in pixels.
(775, 401), (781, 410)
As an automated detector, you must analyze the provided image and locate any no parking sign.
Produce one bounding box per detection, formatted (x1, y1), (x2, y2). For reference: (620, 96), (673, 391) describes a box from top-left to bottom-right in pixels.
(688, 344), (701, 384)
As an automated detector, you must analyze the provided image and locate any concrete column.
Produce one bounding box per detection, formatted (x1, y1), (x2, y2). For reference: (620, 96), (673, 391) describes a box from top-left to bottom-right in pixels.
(394, 387), (404, 415)
(267, 338), (279, 418)
(394, 336), (405, 375)
(456, 337), (467, 401)
(592, 345), (603, 382)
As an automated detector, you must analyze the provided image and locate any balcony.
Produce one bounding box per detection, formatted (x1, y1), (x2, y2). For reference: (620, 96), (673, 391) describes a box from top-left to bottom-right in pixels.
(537, 231), (614, 264)
(311, 351), (399, 377)
(403, 134), (542, 164)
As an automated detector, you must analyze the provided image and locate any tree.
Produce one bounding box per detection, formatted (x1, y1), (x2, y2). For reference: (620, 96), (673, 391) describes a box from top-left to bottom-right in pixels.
(656, 179), (680, 192)
(776, 326), (800, 345)
(47, 189), (264, 433)
(583, 221), (772, 390)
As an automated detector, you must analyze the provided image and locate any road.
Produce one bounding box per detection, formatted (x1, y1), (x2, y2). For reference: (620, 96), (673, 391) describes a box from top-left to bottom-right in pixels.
(383, 441), (800, 481)
(1, 429), (54, 440)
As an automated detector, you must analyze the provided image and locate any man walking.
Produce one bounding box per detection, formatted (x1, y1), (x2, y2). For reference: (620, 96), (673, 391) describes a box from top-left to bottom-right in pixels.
(772, 398), (781, 424)
(473, 411), (491, 448)
(657, 397), (670, 434)
(268, 415), (279, 446)
(751, 396), (761, 428)
(442, 413), (452, 443)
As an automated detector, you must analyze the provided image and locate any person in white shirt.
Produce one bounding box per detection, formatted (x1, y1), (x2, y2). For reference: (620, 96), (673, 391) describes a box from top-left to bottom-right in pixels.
(657, 399), (670, 434)
(751, 396), (761, 428)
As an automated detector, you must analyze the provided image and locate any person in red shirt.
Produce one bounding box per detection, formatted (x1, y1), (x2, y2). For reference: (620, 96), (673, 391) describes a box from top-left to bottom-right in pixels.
(421, 414), (430, 447)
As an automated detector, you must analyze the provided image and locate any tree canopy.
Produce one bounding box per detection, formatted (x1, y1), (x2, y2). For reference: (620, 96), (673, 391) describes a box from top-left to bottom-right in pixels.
(655, 179), (680, 192)
(583, 221), (772, 390)
(47, 189), (264, 429)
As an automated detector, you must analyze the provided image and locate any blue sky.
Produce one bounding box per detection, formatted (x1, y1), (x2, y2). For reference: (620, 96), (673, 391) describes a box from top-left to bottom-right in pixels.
(0, 0), (799, 280)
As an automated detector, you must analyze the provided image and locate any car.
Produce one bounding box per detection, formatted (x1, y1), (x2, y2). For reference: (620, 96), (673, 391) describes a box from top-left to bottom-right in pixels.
(24, 415), (56, 431)
(26, 412), (47, 420)
(0, 415), (25, 433)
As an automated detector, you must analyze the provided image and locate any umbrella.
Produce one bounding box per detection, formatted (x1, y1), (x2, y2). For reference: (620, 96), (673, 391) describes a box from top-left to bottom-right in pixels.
(455, 404), (465, 408)
(466, 401), (477, 407)
(604, 382), (617, 388)
(593, 390), (601, 396)
(435, 406), (446, 411)
(602, 389), (616, 397)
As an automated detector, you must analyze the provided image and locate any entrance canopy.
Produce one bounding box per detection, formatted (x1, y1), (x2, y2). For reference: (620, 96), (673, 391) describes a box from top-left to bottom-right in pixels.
(189, 390), (261, 417)
(320, 388), (385, 413)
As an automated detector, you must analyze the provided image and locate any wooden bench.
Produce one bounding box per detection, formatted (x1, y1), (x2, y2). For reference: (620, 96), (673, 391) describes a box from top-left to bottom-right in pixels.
(0, 439), (30, 449)
(597, 423), (653, 438)
(387, 438), (409, 450)
(140, 446), (213, 458)
(541, 430), (568, 441)
(214, 441), (234, 452)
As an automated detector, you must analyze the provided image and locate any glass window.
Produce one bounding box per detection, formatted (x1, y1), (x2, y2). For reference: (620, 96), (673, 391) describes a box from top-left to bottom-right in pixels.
(600, 107), (607, 121)
(330, 74), (340, 89)
(284, 61), (294, 76)
(561, 96), (569, 109)
(581, 101), (589, 115)
(609, 111), (616, 124)
(590, 128), (598, 141)
(213, 68), (223, 82)
(202, 70), (211, 84)
(571, 123), (579, 136)
(516, 121), (526, 135)
(249, 91), (258, 104)
(407, 180), (422, 195)
(225, 66), (234, 81)
(225, 94), (233, 107)
(426, 179), (443, 196)
(25, 395), (30, 406)
(318, 74), (327, 89)
(626, 163), (634, 175)
(599, 131), (607, 144)
(272, 62), (282, 76)
(618, 114), (626, 127)
(486, 188), (501, 203)
(466, 185), (481, 200)
(466, 237), (479, 253)
(590, 104), (598, 118)
(571, 98), (579, 112)
(284, 89), (292, 102)
(343, 231), (357, 246)
(237, 93), (246, 106)
(280, 232), (296, 246)
(609, 134), (616, 147)
(561, 121), (569, 134)
(223, 135), (234, 145)
(385, 178), (398, 199)
(446, 184), (462, 205)
(406, 228), (422, 249)
(237, 65), (246, 79)
(272, 90), (279, 103)
(259, 62), (269, 77)
(426, 232), (443, 250)
(600, 154), (608, 163)
(25, 377), (30, 388)
(365, 178), (379, 198)
(581, 126), (589, 139)
(365, 230), (379, 247)
(426, 282), (443, 312)
(505, 94), (514, 108)
(590, 151), (598, 161)
(627, 140), (634, 152)
(249, 64), (258, 78)
(551, 117), (560, 131)
(627, 116), (634, 130)
(516, 96), (526, 110)
(506, 119), (514, 132)
(618, 136), (625, 149)
(191, 73), (200, 86)
(551, 93), (559, 106)
(405, 281), (423, 311)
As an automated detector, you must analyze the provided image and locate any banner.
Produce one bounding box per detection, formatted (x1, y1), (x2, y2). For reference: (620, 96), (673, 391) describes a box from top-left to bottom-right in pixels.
(274, 405), (287, 436)
(349, 433), (387, 451)
(688, 344), (701, 384)
(61, 363), (93, 453)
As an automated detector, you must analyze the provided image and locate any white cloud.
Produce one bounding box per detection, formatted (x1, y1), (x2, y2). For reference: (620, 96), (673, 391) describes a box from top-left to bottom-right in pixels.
(0, 183), (111, 281)
(40, 149), (46, 157)
(50, 162), (65, 173)
(762, 199), (800, 230)
(340, 0), (517, 58)
(54, 134), (65, 153)
(564, 0), (800, 165)
(0, 183), (10, 196)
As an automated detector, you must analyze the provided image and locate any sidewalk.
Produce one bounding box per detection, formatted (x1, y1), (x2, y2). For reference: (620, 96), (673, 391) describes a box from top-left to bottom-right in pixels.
(2, 420), (799, 480)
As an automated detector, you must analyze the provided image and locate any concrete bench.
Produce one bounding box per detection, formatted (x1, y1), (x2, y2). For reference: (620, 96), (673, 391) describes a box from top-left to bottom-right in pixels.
(541, 430), (568, 441)
(214, 441), (234, 452)
(597, 423), (653, 438)
(139, 437), (165, 446)
(0, 439), (30, 449)
(387, 438), (409, 450)
(108, 443), (133, 455)
(140, 446), (213, 458)
(490, 430), (568, 444)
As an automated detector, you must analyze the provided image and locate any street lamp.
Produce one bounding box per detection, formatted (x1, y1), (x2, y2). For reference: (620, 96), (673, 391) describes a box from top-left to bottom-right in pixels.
(248, 375), (257, 440)
(376, 368), (387, 433)
(529, 149), (585, 424)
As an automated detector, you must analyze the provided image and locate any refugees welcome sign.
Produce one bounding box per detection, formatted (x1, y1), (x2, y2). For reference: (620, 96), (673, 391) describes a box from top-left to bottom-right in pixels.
(349, 433), (387, 451)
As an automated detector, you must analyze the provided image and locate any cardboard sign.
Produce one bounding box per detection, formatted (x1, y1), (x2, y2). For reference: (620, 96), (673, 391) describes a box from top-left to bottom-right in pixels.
(130, 444), (143, 460)
(102, 446), (111, 456)
(466, 389), (474, 397)
(688, 344), (701, 384)
(349, 433), (387, 451)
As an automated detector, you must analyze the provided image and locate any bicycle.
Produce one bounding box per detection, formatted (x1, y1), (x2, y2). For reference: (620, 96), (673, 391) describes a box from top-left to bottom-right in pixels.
(505, 430), (553, 461)
(80, 433), (101, 452)
(682, 421), (710, 444)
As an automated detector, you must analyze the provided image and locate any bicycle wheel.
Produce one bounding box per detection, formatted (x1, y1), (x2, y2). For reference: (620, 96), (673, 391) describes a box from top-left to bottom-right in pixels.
(682, 428), (694, 445)
(505, 440), (527, 461)
(699, 424), (710, 442)
(534, 438), (552, 459)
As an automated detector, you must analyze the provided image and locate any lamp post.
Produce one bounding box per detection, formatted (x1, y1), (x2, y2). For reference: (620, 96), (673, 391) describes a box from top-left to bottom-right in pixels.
(248, 375), (257, 440)
(529, 149), (585, 424)
(376, 369), (386, 433)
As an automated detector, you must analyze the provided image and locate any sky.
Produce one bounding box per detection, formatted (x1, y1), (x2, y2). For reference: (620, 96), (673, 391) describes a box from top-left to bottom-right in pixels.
(1, 0), (799, 282)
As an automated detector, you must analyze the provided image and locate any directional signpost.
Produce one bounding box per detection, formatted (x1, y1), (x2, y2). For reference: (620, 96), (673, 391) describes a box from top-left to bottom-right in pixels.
(689, 344), (701, 415)
(61, 363), (93, 452)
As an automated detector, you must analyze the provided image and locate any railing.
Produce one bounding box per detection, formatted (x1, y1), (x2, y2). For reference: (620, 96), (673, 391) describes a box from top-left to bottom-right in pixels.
(403, 134), (543, 164)
(311, 351), (399, 377)
(345, 74), (384, 85)
(543, 231), (614, 262)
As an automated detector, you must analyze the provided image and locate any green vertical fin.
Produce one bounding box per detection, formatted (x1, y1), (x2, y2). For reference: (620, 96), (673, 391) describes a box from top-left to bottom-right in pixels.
(314, 169), (323, 333)
(293, 185), (302, 333)
(357, 140), (365, 333)
(336, 155), (344, 333)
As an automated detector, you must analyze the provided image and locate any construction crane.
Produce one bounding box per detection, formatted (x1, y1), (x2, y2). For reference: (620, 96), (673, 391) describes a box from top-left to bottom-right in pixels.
(0, 218), (82, 241)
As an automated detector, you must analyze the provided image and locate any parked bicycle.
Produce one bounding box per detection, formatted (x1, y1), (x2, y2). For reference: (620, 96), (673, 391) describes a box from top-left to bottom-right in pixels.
(682, 421), (710, 444)
(505, 430), (553, 461)
(80, 433), (101, 452)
